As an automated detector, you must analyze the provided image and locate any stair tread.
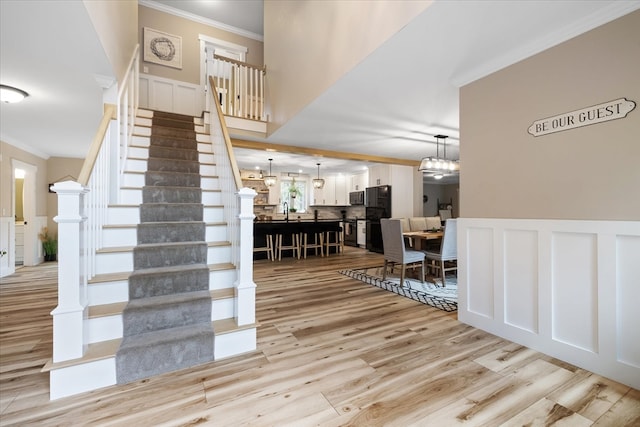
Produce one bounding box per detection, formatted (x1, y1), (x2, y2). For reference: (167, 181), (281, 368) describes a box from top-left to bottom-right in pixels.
(130, 263), (209, 277)
(42, 338), (121, 372)
(135, 241), (207, 249)
(89, 271), (131, 283)
(97, 246), (134, 253)
(119, 323), (213, 350)
(42, 321), (256, 371)
(89, 301), (127, 318)
(125, 290), (211, 310)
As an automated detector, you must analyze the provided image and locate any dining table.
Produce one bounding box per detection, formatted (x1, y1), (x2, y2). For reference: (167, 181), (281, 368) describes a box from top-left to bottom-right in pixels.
(403, 230), (444, 250)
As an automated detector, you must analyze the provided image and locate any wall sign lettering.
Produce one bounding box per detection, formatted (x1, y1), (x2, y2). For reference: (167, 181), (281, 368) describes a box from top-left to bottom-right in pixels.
(528, 98), (636, 137)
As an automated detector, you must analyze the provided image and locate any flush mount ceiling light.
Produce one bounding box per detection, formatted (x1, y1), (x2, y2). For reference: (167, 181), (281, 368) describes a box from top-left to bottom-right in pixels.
(263, 158), (277, 187)
(418, 135), (459, 178)
(0, 85), (29, 103)
(312, 163), (325, 189)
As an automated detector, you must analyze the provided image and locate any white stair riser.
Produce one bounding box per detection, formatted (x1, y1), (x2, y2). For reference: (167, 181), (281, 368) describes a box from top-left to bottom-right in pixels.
(202, 176), (219, 188)
(88, 279), (128, 305)
(122, 173), (145, 187)
(122, 173), (218, 189)
(125, 159), (147, 172)
(206, 225), (227, 242)
(202, 191), (221, 205)
(50, 358), (116, 400)
(208, 245), (232, 264)
(134, 125), (151, 136)
(198, 142), (211, 151)
(200, 164), (216, 176)
(87, 298), (234, 342)
(209, 269), (237, 290)
(94, 246), (230, 275)
(88, 269), (236, 306)
(195, 124), (205, 133)
(102, 224), (226, 248)
(128, 146), (148, 158)
(214, 328), (257, 359)
(88, 315), (122, 343)
(108, 207), (140, 225)
(103, 228), (137, 247)
(120, 189), (142, 205)
(204, 207), (224, 222)
(136, 117), (152, 126)
(124, 146), (214, 165)
(212, 299), (234, 321)
(96, 252), (133, 275)
(132, 135), (150, 147)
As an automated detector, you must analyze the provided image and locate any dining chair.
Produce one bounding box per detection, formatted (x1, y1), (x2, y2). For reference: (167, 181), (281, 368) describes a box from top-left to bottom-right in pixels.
(424, 219), (457, 286)
(380, 218), (425, 286)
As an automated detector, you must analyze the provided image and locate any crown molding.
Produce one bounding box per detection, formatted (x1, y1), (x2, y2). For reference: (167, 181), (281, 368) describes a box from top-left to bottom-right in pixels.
(139, 0), (264, 42)
(451, 2), (640, 87)
(1, 135), (50, 160)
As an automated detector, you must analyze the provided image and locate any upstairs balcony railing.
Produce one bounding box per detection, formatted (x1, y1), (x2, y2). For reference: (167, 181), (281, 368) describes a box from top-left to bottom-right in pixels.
(207, 54), (266, 122)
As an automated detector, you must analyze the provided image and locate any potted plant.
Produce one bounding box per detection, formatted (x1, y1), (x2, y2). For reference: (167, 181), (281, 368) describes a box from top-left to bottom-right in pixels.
(39, 227), (57, 261)
(288, 178), (301, 199)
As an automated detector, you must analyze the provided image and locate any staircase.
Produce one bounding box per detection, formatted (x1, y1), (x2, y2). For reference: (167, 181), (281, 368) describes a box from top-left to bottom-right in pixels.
(45, 109), (257, 399)
(116, 112), (215, 383)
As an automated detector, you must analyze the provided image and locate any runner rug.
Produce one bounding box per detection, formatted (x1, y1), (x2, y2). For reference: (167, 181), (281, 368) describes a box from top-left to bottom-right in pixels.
(340, 265), (458, 312)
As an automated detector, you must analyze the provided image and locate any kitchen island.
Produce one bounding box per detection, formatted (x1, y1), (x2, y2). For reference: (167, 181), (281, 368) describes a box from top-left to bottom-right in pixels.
(254, 220), (343, 260)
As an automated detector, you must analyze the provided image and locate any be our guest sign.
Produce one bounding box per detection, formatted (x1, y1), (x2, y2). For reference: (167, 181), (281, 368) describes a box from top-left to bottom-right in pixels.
(528, 97), (636, 137)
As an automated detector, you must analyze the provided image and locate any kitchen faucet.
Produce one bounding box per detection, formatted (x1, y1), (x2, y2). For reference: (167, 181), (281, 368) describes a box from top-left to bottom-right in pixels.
(283, 201), (289, 222)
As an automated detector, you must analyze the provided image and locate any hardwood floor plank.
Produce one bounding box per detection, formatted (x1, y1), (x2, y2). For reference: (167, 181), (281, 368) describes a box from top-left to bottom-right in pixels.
(1, 250), (638, 426)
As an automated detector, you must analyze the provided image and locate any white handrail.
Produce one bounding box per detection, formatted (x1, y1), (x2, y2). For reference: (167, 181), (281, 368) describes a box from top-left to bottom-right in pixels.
(208, 76), (256, 325)
(51, 45), (140, 363)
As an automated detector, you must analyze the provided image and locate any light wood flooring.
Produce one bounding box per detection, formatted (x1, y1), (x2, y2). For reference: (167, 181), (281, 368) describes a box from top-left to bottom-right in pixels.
(1, 248), (638, 426)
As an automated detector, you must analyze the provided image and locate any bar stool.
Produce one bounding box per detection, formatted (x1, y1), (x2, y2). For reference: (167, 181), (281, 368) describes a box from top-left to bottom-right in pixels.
(300, 224), (324, 259)
(324, 224), (343, 256)
(253, 228), (274, 261)
(276, 226), (300, 260)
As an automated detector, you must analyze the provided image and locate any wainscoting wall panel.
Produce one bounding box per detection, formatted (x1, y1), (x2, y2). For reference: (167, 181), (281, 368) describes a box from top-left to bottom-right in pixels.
(552, 232), (598, 352)
(464, 227), (494, 319)
(617, 234), (640, 367)
(458, 218), (640, 389)
(504, 229), (538, 334)
(138, 74), (203, 117)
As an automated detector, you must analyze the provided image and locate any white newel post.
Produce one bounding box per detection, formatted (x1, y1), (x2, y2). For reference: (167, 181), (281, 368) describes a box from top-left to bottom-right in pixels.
(235, 187), (257, 325)
(51, 181), (89, 362)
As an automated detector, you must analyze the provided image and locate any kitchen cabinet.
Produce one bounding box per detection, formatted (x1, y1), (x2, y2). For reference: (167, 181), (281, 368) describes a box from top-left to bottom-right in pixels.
(312, 175), (349, 206)
(350, 171), (368, 192)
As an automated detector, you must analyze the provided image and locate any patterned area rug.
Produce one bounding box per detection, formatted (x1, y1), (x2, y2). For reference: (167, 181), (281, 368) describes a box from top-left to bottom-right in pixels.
(340, 266), (458, 312)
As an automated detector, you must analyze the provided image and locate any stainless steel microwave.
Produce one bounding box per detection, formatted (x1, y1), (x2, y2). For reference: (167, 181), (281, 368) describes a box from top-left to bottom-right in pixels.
(349, 191), (365, 205)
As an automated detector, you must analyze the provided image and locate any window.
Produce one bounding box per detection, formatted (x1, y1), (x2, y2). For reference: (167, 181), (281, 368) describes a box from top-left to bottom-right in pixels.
(280, 178), (307, 213)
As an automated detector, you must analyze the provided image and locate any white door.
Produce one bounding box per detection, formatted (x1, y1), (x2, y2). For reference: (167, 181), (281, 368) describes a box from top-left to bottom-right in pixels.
(12, 160), (38, 266)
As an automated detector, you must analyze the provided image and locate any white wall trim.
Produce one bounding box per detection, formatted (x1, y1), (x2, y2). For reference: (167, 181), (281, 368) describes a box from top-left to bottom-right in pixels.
(198, 34), (248, 55)
(139, 73), (203, 117)
(139, 0), (263, 42)
(451, 2), (640, 87)
(458, 218), (640, 389)
(0, 217), (15, 278)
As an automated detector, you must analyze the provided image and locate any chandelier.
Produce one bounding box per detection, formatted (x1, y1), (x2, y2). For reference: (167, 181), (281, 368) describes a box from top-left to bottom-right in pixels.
(312, 163), (325, 189)
(418, 135), (459, 180)
(263, 158), (277, 187)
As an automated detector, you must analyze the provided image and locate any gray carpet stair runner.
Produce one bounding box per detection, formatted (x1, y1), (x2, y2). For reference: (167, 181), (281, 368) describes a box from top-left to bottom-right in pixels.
(116, 111), (215, 384)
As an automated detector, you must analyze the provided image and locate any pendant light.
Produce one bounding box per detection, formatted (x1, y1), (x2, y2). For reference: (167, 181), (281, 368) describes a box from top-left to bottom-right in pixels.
(312, 163), (325, 189)
(263, 158), (277, 187)
(418, 135), (459, 176)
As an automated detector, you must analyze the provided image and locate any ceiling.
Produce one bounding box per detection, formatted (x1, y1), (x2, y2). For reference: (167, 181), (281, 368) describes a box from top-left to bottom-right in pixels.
(2, 1), (638, 184)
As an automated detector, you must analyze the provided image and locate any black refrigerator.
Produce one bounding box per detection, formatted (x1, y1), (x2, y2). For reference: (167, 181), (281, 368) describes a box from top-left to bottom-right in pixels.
(365, 185), (391, 253)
